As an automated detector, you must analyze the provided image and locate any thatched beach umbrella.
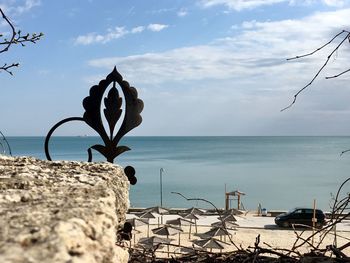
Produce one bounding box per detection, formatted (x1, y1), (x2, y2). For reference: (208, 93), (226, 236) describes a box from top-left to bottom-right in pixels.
(220, 214), (237, 222)
(126, 218), (148, 230)
(126, 218), (148, 246)
(200, 226), (231, 242)
(222, 208), (243, 216)
(166, 217), (195, 239)
(211, 220), (238, 230)
(152, 225), (183, 244)
(185, 207), (206, 216)
(152, 225), (183, 256)
(137, 211), (156, 237)
(146, 206), (169, 214)
(145, 206), (169, 226)
(181, 212), (200, 233)
(193, 237), (229, 253)
(138, 236), (172, 250)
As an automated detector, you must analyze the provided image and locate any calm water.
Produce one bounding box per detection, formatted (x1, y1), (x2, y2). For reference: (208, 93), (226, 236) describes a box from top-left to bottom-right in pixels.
(4, 136), (350, 211)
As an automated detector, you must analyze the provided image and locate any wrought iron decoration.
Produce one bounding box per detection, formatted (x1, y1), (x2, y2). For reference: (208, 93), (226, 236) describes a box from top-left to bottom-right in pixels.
(45, 67), (143, 166)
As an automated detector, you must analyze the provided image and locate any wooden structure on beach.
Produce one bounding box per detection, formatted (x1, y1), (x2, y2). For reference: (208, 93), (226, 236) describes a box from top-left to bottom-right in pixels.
(225, 190), (245, 210)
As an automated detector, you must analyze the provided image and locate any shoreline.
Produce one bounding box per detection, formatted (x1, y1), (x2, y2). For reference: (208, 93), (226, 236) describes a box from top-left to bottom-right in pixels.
(127, 209), (350, 231)
(125, 210), (350, 258)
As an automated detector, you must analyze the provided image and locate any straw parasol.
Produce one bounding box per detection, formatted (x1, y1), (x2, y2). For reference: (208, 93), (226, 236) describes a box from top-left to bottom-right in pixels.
(137, 211), (156, 237)
(138, 236), (172, 250)
(145, 206), (169, 226)
(222, 208), (243, 216)
(152, 225), (183, 243)
(166, 217), (194, 226)
(184, 207), (206, 216)
(220, 214), (237, 222)
(193, 237), (229, 252)
(126, 218), (148, 230)
(211, 220), (238, 230)
(126, 218), (148, 246)
(145, 206), (169, 214)
(199, 226), (231, 242)
(181, 212), (200, 233)
(166, 217), (195, 239)
(137, 211), (157, 220)
(152, 225), (183, 256)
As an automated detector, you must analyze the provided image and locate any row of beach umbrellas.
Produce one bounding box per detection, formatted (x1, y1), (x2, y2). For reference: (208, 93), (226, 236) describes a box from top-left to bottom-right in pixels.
(127, 206), (240, 254)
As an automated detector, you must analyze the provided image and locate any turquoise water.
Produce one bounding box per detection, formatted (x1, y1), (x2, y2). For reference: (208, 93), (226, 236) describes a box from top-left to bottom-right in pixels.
(5, 136), (350, 211)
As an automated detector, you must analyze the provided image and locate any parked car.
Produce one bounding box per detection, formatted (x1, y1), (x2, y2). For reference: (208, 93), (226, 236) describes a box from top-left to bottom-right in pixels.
(275, 208), (326, 228)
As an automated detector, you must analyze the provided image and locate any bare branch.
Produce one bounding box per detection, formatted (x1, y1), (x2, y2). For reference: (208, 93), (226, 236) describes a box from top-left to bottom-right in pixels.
(326, 68), (350, 79)
(281, 30), (350, 111)
(0, 7), (43, 75)
(0, 8), (16, 54)
(286, 30), (348, 61)
(0, 63), (19, 75)
(340, 149), (350, 156)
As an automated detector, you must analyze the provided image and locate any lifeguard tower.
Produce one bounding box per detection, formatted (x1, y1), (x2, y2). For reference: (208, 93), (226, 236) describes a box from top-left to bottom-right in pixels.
(225, 190), (245, 210)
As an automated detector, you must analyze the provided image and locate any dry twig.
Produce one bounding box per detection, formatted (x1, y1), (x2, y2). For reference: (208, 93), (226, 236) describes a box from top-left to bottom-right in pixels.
(0, 7), (43, 75)
(281, 30), (350, 111)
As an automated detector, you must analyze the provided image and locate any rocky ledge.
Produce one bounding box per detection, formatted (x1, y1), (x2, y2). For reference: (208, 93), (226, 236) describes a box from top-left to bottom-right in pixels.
(0, 155), (130, 263)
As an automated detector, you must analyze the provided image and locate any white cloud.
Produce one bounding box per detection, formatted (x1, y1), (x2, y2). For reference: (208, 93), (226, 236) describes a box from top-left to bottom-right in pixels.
(0, 0), (41, 16)
(16, 0), (41, 14)
(198, 0), (348, 10)
(177, 8), (188, 17)
(131, 26), (145, 33)
(86, 8), (350, 136)
(198, 0), (286, 10)
(147, 23), (169, 32)
(322, 0), (346, 6)
(87, 5), (350, 133)
(74, 27), (127, 45)
(89, 9), (350, 84)
(74, 23), (168, 45)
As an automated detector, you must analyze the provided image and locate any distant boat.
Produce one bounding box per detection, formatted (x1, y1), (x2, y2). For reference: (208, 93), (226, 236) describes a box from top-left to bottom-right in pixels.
(77, 135), (89, 138)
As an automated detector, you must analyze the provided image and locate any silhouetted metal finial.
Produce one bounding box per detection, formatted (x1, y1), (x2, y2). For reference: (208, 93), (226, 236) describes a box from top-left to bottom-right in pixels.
(45, 67), (144, 163)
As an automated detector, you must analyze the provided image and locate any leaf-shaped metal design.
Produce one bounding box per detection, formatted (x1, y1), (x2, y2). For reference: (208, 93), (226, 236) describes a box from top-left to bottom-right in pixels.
(44, 67), (143, 164)
(104, 84), (122, 140)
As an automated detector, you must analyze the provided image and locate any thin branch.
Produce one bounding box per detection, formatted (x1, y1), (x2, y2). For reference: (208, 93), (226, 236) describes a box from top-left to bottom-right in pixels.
(326, 68), (350, 79)
(281, 30), (350, 111)
(286, 30), (348, 61)
(0, 8), (16, 54)
(340, 149), (350, 156)
(0, 63), (19, 75)
(0, 7), (43, 75)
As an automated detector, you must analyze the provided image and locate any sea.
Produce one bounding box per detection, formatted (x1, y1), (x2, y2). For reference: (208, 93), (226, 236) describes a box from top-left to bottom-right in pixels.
(2, 136), (350, 212)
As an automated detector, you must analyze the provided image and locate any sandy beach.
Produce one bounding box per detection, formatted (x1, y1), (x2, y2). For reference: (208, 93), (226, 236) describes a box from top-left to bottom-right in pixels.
(125, 211), (350, 259)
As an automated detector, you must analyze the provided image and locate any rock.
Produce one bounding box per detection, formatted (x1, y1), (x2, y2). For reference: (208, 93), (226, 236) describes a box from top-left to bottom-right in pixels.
(0, 155), (130, 263)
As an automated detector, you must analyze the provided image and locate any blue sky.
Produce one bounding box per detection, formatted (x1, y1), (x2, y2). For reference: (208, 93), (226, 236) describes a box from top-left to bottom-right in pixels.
(1, 0), (350, 136)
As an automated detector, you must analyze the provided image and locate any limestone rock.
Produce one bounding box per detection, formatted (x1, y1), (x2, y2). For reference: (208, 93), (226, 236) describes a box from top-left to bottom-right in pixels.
(0, 156), (130, 263)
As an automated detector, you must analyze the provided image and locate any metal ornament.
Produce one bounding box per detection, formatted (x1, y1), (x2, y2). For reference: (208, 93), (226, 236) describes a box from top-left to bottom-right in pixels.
(45, 67), (143, 163)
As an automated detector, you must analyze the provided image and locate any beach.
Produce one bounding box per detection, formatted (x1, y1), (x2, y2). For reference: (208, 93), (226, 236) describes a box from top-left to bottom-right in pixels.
(125, 210), (350, 259)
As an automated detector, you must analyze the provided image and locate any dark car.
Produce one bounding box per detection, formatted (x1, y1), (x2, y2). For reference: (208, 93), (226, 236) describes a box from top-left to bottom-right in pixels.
(275, 208), (326, 228)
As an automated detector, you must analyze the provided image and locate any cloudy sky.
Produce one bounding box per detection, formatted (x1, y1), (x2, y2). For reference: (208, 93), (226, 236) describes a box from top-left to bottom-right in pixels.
(1, 0), (350, 136)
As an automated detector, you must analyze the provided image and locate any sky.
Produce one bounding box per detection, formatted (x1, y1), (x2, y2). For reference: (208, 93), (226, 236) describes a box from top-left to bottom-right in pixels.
(1, 0), (350, 136)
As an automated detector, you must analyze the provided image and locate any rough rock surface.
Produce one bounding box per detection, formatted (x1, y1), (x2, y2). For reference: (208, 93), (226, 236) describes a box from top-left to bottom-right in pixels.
(0, 155), (130, 263)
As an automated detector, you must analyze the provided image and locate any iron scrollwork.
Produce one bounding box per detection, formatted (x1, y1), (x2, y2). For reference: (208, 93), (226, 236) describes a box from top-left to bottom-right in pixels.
(44, 67), (143, 166)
